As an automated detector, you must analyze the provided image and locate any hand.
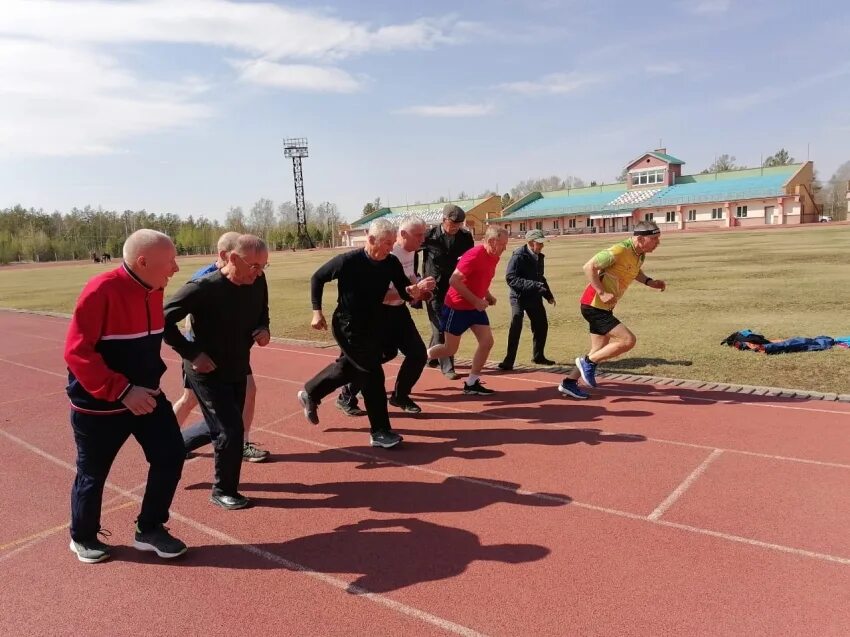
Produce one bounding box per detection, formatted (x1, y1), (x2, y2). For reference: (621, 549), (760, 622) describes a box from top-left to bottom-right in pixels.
(121, 385), (160, 415)
(648, 279), (667, 291)
(598, 291), (615, 304)
(311, 310), (327, 331)
(485, 293), (497, 306)
(417, 290), (434, 303)
(191, 352), (216, 373)
(417, 276), (436, 292)
(252, 328), (270, 347)
(473, 297), (489, 311)
(547, 297), (556, 306)
(405, 285), (423, 301)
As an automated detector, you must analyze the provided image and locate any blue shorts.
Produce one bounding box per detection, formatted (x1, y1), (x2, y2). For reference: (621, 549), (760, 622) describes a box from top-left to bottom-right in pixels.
(440, 305), (489, 336)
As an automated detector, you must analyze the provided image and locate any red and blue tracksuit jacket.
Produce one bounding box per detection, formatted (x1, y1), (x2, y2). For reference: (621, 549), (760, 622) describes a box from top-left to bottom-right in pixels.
(64, 264), (168, 415)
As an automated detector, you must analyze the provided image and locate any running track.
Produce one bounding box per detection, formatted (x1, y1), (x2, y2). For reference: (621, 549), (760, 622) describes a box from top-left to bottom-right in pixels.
(1, 309), (849, 636)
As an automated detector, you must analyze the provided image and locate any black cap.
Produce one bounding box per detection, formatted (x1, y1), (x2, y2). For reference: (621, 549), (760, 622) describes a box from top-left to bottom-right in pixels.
(442, 204), (466, 222)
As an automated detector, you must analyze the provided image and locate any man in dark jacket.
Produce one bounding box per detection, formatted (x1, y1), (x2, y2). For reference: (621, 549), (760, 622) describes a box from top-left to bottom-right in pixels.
(420, 204), (475, 379)
(163, 234), (270, 511)
(498, 229), (556, 370)
(65, 229), (187, 563)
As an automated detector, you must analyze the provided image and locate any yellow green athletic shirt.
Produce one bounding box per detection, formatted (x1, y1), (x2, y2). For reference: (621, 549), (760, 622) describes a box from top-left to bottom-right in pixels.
(579, 238), (645, 310)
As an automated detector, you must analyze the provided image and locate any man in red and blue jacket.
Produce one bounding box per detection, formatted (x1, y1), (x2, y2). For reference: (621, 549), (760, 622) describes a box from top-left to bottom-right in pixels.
(64, 229), (188, 564)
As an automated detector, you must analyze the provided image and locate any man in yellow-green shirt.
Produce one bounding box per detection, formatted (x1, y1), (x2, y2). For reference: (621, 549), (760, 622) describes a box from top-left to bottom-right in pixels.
(558, 220), (667, 398)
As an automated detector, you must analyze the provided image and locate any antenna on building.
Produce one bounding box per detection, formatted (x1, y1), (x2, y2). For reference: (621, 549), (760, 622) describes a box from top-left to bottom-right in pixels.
(283, 137), (314, 248)
(807, 143), (810, 161)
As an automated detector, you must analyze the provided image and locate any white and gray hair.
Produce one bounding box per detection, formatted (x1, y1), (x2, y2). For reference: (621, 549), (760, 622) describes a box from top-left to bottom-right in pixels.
(399, 216), (426, 232)
(368, 218), (397, 240)
(484, 225), (509, 241)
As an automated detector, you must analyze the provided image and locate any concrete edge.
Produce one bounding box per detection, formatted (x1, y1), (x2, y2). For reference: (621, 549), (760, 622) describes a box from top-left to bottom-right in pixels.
(3, 307), (846, 401)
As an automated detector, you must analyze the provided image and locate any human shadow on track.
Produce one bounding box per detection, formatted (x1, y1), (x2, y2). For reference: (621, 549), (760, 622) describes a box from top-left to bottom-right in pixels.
(118, 517), (550, 594)
(185, 475), (571, 513)
(267, 425), (646, 470)
(599, 382), (830, 408)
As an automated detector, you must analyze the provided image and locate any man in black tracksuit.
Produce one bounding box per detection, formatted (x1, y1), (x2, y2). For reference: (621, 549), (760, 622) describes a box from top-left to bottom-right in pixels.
(163, 235), (270, 511)
(420, 204), (475, 379)
(298, 219), (430, 448)
(498, 229), (556, 370)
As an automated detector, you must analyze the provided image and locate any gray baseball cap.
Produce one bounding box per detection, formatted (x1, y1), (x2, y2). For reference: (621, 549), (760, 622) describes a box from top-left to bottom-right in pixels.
(442, 204), (466, 222)
(525, 229), (547, 243)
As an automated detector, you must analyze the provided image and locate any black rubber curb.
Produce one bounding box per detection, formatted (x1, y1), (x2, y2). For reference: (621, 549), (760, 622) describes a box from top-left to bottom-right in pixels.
(4, 307), (847, 402)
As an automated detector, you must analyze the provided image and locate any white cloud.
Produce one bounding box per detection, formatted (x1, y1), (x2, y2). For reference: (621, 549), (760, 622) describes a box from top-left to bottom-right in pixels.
(498, 72), (600, 95)
(688, 0), (732, 15)
(645, 63), (682, 75)
(397, 103), (495, 117)
(232, 60), (363, 93)
(0, 0), (468, 156)
(0, 38), (211, 156)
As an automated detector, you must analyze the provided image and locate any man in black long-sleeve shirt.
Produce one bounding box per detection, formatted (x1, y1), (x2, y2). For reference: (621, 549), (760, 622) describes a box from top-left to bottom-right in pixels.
(299, 218), (430, 448)
(163, 235), (270, 510)
(499, 229), (556, 370)
(420, 204), (475, 379)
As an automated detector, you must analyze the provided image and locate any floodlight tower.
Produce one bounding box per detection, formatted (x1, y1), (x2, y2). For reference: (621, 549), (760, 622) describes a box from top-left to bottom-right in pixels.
(283, 137), (314, 248)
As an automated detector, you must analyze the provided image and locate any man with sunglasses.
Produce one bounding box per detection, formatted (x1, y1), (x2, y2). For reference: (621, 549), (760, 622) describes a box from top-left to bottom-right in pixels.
(163, 234), (270, 510)
(557, 220), (666, 398)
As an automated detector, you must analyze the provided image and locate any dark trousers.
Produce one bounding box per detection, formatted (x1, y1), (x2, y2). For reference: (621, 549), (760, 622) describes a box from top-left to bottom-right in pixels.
(305, 313), (392, 434)
(70, 396), (185, 541)
(426, 295), (455, 374)
(340, 304), (427, 405)
(502, 298), (549, 366)
(185, 372), (247, 497)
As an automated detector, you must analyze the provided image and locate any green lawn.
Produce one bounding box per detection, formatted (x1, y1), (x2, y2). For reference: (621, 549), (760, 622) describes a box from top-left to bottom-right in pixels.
(1, 225), (848, 394)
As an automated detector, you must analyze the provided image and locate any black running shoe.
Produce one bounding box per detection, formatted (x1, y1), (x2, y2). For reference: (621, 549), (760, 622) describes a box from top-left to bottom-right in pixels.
(463, 380), (496, 395)
(370, 431), (403, 448)
(388, 394), (422, 414)
(133, 524), (188, 559)
(335, 398), (366, 417)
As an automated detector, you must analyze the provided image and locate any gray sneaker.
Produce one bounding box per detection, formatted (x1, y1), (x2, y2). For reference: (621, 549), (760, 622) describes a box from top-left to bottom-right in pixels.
(242, 441), (269, 462)
(69, 538), (111, 564)
(133, 524), (187, 559)
(297, 390), (319, 425)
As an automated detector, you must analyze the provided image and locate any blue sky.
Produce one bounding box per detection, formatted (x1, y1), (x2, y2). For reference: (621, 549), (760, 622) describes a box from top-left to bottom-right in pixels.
(2, 0), (848, 222)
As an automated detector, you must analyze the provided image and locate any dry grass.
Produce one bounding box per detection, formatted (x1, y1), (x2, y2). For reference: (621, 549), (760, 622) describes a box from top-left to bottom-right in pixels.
(1, 225), (848, 393)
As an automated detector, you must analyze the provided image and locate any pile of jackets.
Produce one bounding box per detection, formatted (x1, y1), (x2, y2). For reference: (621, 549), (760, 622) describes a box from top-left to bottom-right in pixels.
(721, 329), (850, 354)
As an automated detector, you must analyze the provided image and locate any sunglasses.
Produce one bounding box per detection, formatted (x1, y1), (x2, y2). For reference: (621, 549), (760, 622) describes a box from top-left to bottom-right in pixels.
(234, 253), (269, 272)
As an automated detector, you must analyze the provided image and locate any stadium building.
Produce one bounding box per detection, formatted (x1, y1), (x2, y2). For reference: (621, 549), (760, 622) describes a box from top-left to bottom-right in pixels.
(342, 195), (502, 247)
(491, 149), (818, 236)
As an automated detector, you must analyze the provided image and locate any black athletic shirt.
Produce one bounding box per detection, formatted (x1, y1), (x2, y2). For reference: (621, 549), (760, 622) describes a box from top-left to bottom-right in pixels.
(163, 270), (269, 382)
(311, 249), (412, 330)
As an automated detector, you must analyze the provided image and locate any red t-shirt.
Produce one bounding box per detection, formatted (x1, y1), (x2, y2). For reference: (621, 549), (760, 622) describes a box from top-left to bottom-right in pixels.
(445, 244), (499, 310)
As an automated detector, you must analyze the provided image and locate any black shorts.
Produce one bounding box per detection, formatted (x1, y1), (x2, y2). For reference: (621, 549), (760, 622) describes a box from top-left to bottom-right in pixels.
(580, 304), (621, 336)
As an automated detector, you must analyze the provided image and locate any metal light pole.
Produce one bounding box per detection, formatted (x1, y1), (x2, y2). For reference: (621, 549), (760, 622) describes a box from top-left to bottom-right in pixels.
(283, 137), (314, 248)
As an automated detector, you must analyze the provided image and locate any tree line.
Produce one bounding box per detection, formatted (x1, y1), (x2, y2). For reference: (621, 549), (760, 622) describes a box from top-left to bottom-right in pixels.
(0, 199), (343, 264)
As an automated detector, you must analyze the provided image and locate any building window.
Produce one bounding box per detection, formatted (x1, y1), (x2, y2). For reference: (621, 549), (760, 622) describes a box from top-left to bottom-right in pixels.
(535, 221), (543, 230)
(519, 222), (526, 232)
(505, 225), (511, 235)
(665, 211), (675, 223)
(711, 207), (723, 220)
(568, 218), (577, 228)
(553, 219), (559, 229)
(586, 218), (593, 227)
(736, 205), (748, 218)
(630, 169), (666, 186)
(644, 212), (654, 221)
(687, 209), (696, 221)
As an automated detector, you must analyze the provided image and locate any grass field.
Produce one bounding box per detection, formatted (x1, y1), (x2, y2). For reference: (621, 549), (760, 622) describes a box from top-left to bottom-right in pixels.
(1, 225), (848, 394)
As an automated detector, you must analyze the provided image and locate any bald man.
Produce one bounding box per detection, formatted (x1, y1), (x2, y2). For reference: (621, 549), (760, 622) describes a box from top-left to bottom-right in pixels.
(65, 229), (188, 564)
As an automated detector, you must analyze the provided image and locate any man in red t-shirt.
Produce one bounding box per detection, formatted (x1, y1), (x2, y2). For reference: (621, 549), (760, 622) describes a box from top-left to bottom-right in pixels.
(426, 226), (509, 394)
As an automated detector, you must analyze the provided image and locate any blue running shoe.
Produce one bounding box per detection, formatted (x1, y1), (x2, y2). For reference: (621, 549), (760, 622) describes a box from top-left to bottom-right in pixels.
(575, 356), (598, 388)
(558, 379), (590, 400)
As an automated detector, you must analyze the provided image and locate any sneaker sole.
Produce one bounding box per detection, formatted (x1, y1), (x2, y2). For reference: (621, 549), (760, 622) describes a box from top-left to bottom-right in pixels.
(69, 540), (110, 564)
(335, 402), (366, 417)
(297, 391), (320, 425)
(370, 438), (402, 449)
(209, 495), (251, 511)
(242, 454), (268, 463)
(575, 357), (598, 388)
(388, 399), (422, 414)
(558, 385), (590, 400)
(463, 389), (496, 395)
(132, 540), (187, 559)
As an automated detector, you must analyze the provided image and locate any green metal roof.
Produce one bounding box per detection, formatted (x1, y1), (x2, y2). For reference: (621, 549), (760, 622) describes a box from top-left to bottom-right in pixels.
(647, 151), (685, 165)
(349, 196), (493, 229)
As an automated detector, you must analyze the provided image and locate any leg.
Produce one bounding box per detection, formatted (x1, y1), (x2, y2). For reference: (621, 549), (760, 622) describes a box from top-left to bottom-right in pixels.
(354, 363), (393, 435)
(305, 354), (351, 403)
(427, 297), (455, 375)
(392, 307), (427, 400)
(501, 302), (525, 367)
(181, 420), (213, 452)
(70, 411), (131, 542)
(526, 299), (549, 362)
(172, 387), (198, 426)
(242, 374), (256, 434)
(131, 397), (186, 532)
(588, 324), (636, 363)
(428, 331), (461, 362)
(468, 324), (495, 377)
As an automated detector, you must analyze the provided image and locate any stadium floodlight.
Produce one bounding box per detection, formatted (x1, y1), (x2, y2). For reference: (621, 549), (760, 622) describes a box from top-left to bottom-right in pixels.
(283, 137), (313, 248)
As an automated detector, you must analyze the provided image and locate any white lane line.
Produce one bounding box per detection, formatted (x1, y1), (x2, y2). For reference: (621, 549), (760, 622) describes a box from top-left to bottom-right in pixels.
(0, 357), (66, 378)
(261, 429), (850, 566)
(0, 428), (487, 637)
(0, 390), (65, 408)
(648, 449), (723, 520)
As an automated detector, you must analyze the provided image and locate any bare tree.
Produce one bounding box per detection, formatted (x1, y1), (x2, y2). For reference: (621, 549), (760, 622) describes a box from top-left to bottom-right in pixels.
(225, 206), (246, 233)
(763, 148), (794, 167)
(701, 154), (740, 173)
